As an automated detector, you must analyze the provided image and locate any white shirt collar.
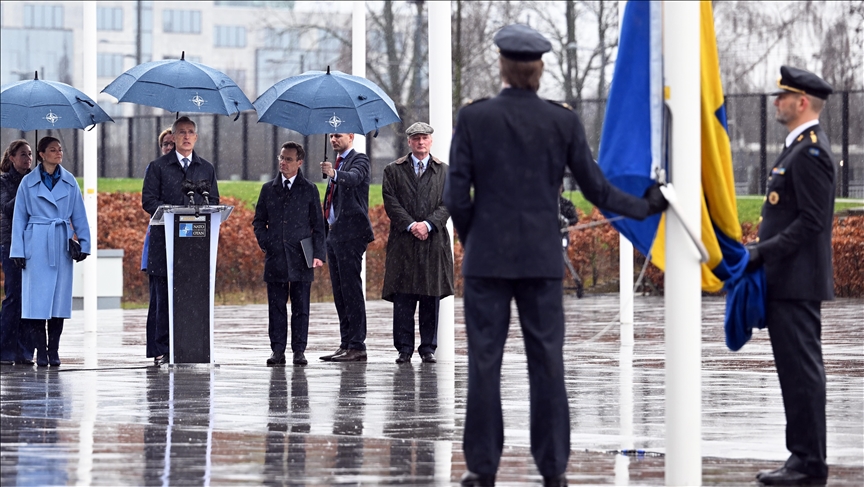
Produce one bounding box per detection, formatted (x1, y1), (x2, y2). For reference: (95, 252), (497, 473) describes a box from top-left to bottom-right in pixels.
(280, 173), (297, 186)
(411, 153), (430, 167)
(338, 148), (352, 160)
(175, 151), (192, 165)
(785, 120), (819, 147)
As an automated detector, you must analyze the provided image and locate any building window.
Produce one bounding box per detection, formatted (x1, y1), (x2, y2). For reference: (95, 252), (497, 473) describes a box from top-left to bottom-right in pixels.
(97, 53), (125, 78)
(23, 4), (64, 29)
(225, 68), (247, 91)
(97, 7), (123, 31)
(214, 25), (246, 48)
(163, 10), (201, 34)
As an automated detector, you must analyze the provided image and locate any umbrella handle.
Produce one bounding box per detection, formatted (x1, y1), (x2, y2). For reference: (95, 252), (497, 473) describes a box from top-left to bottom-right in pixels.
(85, 113), (96, 131)
(322, 135), (328, 180)
(233, 100), (240, 121)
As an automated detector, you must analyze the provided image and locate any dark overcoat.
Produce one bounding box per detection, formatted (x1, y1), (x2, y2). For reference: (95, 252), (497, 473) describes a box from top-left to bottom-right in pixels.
(381, 154), (454, 301)
(1, 168), (29, 247)
(757, 124), (835, 301)
(323, 149), (374, 243)
(445, 88), (653, 279)
(252, 170), (326, 283)
(141, 150), (220, 276)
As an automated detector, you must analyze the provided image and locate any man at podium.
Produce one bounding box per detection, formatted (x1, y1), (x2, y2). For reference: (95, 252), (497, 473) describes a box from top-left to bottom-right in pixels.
(141, 116), (220, 366)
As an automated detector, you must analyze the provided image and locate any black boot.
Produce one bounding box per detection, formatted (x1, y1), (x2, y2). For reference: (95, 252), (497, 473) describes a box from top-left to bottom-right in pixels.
(47, 318), (63, 366)
(31, 320), (48, 367)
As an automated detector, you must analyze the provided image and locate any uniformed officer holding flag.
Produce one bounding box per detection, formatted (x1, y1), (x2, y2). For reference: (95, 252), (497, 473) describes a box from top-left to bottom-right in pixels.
(444, 24), (667, 487)
(747, 66), (836, 487)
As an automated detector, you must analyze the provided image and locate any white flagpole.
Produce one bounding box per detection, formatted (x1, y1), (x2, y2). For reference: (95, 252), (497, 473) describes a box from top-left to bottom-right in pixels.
(82, 1), (99, 343)
(662, 1), (703, 485)
(428, 1), (455, 364)
(618, 0), (634, 340)
(352, 1), (367, 299)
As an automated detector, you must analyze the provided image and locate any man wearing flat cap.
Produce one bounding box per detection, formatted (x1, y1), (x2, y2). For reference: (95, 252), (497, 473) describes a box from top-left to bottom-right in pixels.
(382, 122), (454, 365)
(747, 66), (836, 486)
(444, 23), (667, 487)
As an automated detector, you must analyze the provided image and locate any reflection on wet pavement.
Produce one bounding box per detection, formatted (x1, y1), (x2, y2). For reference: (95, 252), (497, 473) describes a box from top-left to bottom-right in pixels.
(0, 296), (861, 485)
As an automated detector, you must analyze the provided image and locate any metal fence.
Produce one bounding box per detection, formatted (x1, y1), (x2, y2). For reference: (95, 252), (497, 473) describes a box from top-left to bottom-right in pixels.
(2, 91), (861, 197)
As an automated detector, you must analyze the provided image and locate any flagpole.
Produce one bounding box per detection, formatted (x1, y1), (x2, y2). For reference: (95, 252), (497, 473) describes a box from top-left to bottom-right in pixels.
(352, 1), (367, 300)
(82, 1), (99, 343)
(662, 1), (703, 485)
(618, 0), (634, 339)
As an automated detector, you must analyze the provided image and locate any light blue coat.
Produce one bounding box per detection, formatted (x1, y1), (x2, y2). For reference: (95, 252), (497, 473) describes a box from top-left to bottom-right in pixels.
(9, 165), (91, 319)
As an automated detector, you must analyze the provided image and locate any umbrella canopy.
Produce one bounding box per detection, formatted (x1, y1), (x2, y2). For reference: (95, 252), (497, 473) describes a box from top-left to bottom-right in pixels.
(253, 67), (401, 136)
(102, 52), (254, 117)
(1, 73), (114, 132)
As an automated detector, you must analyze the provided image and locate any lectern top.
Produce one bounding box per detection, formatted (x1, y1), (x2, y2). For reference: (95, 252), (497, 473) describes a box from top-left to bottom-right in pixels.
(150, 205), (234, 225)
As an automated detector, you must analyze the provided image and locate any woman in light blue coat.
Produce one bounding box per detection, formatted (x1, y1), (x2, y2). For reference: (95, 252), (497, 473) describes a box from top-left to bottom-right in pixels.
(9, 137), (90, 366)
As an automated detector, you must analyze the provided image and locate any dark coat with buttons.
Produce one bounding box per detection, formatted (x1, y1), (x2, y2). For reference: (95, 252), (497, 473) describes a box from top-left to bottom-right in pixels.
(381, 153), (454, 300)
(1, 168), (29, 247)
(323, 149), (375, 244)
(141, 150), (220, 276)
(252, 169), (325, 283)
(756, 124), (835, 301)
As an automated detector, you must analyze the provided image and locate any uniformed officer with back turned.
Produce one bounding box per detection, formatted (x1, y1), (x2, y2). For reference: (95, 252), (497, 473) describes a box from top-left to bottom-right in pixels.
(747, 66), (836, 487)
(444, 24), (668, 487)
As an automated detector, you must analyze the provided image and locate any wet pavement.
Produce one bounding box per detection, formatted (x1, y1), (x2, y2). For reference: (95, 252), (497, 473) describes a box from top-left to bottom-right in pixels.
(1, 295), (862, 486)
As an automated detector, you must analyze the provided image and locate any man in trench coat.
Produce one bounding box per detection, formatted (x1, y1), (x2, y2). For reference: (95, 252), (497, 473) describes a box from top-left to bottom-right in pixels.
(382, 122), (454, 364)
(253, 141), (325, 366)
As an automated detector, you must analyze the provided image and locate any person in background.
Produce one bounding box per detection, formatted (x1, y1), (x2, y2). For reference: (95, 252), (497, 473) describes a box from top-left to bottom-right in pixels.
(381, 122), (453, 365)
(0, 140), (34, 366)
(142, 117), (219, 366)
(253, 141), (325, 366)
(141, 129), (174, 273)
(9, 137), (90, 367)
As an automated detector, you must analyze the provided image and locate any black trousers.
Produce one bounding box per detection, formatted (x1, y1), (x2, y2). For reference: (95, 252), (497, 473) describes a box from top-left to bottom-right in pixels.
(0, 245), (33, 362)
(267, 281), (312, 354)
(326, 237), (368, 351)
(146, 275), (170, 358)
(766, 299), (828, 478)
(392, 293), (439, 355)
(462, 277), (569, 478)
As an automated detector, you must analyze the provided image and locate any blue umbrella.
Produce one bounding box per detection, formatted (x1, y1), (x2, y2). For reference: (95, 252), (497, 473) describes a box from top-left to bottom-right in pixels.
(253, 67), (401, 137)
(102, 51), (253, 119)
(1, 72), (114, 132)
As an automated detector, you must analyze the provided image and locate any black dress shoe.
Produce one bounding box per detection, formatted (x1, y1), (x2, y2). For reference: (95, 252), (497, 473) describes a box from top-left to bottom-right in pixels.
(0, 360), (14, 366)
(293, 352), (307, 365)
(460, 471), (495, 486)
(420, 352), (437, 363)
(395, 352), (412, 364)
(543, 473), (568, 487)
(48, 351), (61, 367)
(330, 349), (367, 362)
(154, 355), (169, 366)
(267, 351), (287, 366)
(319, 348), (347, 361)
(17, 358), (34, 366)
(757, 467), (826, 486)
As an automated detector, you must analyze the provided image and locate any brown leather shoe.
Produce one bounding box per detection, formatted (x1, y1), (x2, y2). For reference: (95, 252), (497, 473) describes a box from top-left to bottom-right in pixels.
(319, 348), (347, 361)
(330, 349), (367, 362)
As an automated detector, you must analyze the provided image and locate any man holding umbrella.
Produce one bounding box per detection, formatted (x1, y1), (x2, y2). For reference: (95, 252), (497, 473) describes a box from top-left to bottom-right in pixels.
(318, 133), (374, 362)
(142, 116), (219, 366)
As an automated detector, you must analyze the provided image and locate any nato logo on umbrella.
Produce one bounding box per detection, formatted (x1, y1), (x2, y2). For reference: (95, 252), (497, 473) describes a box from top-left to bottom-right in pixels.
(44, 111), (61, 125)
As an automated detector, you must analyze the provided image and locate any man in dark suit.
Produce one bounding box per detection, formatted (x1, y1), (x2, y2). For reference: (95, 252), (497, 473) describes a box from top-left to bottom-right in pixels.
(318, 133), (374, 362)
(253, 141), (325, 366)
(141, 116), (219, 366)
(747, 67), (835, 487)
(444, 24), (667, 487)
(381, 122), (454, 365)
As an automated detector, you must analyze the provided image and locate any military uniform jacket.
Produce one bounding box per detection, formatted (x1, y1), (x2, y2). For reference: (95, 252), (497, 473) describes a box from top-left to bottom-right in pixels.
(757, 124), (835, 301)
(381, 154), (454, 300)
(445, 88), (652, 279)
(323, 149), (374, 243)
(141, 150), (220, 276)
(252, 170), (325, 283)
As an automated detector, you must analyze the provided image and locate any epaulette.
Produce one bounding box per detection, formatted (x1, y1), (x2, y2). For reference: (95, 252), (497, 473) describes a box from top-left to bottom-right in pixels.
(464, 97), (489, 107)
(546, 99), (573, 111)
(809, 130), (817, 143)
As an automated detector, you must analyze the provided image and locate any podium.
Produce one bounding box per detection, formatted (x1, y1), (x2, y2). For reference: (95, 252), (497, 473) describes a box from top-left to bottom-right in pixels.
(151, 205), (233, 365)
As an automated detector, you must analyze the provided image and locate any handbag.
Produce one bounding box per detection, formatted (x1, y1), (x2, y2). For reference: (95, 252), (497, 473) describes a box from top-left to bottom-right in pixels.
(69, 238), (84, 262)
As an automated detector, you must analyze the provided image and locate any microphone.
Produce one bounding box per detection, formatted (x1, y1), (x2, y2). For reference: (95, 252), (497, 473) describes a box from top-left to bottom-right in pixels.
(181, 180), (196, 206)
(195, 180), (211, 205)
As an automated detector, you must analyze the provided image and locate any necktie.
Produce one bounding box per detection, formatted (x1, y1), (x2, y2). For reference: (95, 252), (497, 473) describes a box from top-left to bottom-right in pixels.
(324, 156), (344, 220)
(182, 157), (190, 172)
(284, 179), (291, 191)
(417, 160), (425, 178)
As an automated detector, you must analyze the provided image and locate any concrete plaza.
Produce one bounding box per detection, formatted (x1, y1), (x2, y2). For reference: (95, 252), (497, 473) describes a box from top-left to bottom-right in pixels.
(1, 295), (862, 485)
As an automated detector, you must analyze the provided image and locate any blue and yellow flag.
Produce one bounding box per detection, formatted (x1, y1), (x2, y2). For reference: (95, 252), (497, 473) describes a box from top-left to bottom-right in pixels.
(599, 1), (764, 349)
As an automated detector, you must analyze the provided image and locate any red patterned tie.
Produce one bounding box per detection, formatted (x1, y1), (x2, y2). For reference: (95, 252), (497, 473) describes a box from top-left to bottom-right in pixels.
(324, 155), (343, 220)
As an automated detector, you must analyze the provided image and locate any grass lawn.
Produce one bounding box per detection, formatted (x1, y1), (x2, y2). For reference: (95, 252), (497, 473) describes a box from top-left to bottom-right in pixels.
(88, 178), (860, 225)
